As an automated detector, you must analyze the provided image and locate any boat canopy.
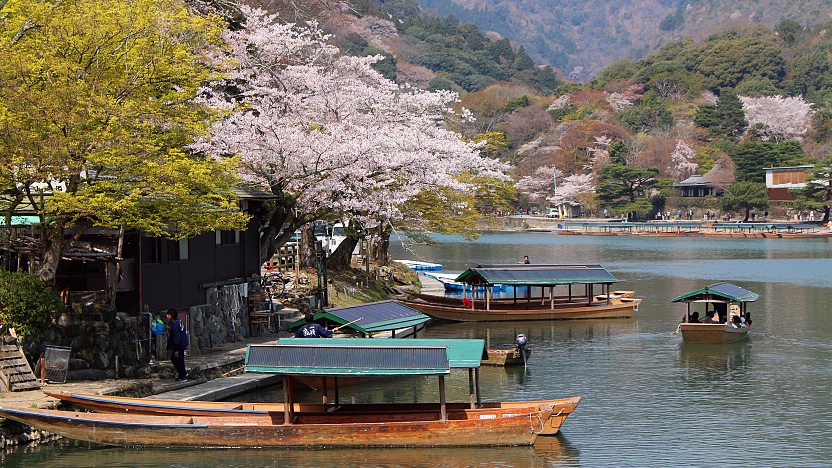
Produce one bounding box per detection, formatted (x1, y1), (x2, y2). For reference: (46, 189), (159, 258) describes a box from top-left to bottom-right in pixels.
(455, 264), (618, 286)
(245, 344), (450, 376)
(277, 338), (487, 368)
(281, 301), (431, 335)
(671, 282), (759, 303)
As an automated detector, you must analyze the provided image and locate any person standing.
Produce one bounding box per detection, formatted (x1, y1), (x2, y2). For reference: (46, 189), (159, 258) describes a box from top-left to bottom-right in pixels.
(166, 309), (189, 381)
(294, 313), (333, 338)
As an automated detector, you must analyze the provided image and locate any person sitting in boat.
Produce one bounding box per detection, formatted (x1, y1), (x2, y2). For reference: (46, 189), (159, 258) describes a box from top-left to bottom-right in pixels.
(730, 315), (742, 328)
(295, 314), (333, 338)
(701, 311), (720, 323)
(688, 311), (700, 323)
(728, 304), (741, 324)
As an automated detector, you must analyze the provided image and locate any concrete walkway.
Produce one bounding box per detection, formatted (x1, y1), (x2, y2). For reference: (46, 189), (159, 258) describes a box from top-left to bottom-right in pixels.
(153, 373), (282, 401)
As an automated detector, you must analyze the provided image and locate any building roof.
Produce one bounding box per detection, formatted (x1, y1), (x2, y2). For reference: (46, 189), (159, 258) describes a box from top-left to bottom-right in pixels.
(282, 301), (431, 334)
(671, 282), (759, 304)
(674, 158), (734, 188)
(276, 338), (487, 368)
(245, 343), (450, 376)
(762, 165), (814, 172)
(456, 264), (618, 286)
(233, 185), (278, 200)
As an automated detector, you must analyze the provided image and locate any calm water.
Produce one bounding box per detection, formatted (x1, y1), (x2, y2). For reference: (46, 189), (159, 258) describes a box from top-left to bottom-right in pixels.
(4, 234), (832, 467)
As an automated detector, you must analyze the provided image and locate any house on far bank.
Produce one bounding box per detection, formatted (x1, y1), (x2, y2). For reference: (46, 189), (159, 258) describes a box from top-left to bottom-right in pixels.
(674, 158), (734, 198)
(763, 165), (814, 201)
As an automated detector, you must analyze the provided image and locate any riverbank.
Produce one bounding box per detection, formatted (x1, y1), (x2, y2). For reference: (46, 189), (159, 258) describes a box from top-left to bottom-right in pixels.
(485, 216), (831, 238)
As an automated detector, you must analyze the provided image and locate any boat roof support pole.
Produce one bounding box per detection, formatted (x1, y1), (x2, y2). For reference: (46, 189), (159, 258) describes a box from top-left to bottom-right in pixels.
(513, 286), (517, 304)
(475, 368), (481, 408)
(282, 376), (293, 425)
(550, 286), (554, 310)
(468, 368), (475, 409)
(527, 286), (531, 309)
(334, 377), (340, 405)
(486, 286), (491, 311)
(686, 302), (690, 322)
(322, 376), (328, 405)
(439, 375), (447, 422)
(568, 284), (572, 302)
(607, 284), (611, 305)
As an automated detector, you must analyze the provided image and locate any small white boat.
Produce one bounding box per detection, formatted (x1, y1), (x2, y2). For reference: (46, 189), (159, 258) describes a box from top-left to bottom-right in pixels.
(394, 260), (444, 271)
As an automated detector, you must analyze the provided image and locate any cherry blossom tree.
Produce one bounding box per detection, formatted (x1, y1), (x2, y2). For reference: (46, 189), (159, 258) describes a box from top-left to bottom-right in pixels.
(669, 140), (698, 180)
(517, 167), (594, 215)
(548, 173), (595, 207)
(204, 7), (500, 264)
(517, 166), (561, 206)
(740, 95), (814, 142)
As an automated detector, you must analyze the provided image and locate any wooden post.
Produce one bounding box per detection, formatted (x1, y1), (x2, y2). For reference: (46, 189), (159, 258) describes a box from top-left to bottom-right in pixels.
(439, 375), (447, 422)
(468, 368), (475, 409)
(474, 368), (481, 407)
(322, 376), (328, 404)
(334, 377), (340, 404)
(550, 286), (554, 310)
(486, 286), (490, 311)
(282, 376), (292, 425)
(39, 357), (45, 385)
(607, 284), (611, 304)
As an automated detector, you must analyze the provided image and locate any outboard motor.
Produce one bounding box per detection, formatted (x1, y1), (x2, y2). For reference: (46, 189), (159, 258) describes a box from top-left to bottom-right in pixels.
(515, 334), (528, 368)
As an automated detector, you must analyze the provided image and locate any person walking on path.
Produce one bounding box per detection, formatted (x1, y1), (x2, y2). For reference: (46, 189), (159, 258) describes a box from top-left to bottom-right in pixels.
(294, 313), (333, 338)
(166, 309), (189, 381)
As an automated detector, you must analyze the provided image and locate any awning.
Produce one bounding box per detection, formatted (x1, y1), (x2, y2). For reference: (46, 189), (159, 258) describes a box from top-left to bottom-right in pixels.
(245, 344), (450, 376)
(277, 338), (487, 368)
(671, 282), (759, 303)
(0, 215), (39, 226)
(456, 264), (618, 286)
(282, 300), (431, 334)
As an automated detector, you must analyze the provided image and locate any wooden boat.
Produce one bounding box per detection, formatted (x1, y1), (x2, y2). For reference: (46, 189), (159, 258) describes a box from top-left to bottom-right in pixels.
(671, 282), (758, 344)
(42, 391), (577, 434)
(0, 404), (555, 447)
(402, 264), (641, 322)
(482, 347), (531, 366)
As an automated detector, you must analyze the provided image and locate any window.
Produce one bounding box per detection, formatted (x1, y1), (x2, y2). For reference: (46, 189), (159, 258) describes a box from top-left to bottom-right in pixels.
(216, 230), (240, 245)
(772, 171), (808, 186)
(143, 237), (162, 263)
(169, 239), (189, 261)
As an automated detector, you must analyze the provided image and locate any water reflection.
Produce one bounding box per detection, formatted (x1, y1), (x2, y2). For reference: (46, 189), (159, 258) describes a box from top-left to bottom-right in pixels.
(677, 342), (752, 383)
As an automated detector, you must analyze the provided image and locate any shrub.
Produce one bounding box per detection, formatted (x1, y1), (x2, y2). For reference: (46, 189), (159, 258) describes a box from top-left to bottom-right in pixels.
(0, 271), (62, 337)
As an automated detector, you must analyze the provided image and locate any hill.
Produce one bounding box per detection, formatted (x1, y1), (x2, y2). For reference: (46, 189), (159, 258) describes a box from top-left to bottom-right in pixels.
(414, 0), (832, 80)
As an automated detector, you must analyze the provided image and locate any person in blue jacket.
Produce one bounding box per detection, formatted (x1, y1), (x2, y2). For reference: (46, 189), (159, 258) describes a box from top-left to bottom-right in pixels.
(294, 313), (333, 338)
(166, 309), (189, 381)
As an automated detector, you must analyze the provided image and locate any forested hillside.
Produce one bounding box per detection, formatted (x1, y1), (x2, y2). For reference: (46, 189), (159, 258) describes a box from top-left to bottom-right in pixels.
(415, 0), (832, 80)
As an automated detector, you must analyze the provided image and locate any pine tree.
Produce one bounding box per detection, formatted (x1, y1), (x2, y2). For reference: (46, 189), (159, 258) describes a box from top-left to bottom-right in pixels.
(694, 89), (748, 138)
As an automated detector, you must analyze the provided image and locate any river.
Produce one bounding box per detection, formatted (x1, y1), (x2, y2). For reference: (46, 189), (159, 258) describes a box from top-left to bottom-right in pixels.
(4, 233), (832, 466)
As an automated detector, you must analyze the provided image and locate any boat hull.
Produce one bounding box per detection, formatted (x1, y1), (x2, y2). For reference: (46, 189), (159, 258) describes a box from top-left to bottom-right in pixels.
(0, 405), (553, 447)
(680, 323), (750, 344)
(399, 298), (639, 322)
(43, 391), (579, 436)
(482, 348), (532, 366)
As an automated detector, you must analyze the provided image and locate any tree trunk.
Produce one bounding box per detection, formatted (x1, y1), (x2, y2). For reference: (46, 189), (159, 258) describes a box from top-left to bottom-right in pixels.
(743, 207), (750, 223)
(109, 226), (125, 310)
(34, 223), (66, 284)
(371, 226), (391, 266)
(822, 206), (830, 224)
(328, 233), (360, 271)
(300, 224), (317, 268)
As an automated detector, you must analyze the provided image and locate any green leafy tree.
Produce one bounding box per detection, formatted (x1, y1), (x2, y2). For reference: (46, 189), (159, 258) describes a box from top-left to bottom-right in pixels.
(791, 157), (832, 223)
(609, 140), (628, 165)
(729, 141), (805, 182)
(0, 271), (62, 337)
(618, 95), (674, 133)
(721, 182), (769, 222)
(735, 77), (778, 97)
(775, 19), (804, 47)
(694, 90), (748, 139)
(597, 164), (660, 220)
(0, 0), (248, 283)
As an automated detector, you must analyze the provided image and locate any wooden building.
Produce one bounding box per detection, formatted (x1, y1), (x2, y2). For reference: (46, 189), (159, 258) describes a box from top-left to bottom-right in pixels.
(763, 165), (813, 201)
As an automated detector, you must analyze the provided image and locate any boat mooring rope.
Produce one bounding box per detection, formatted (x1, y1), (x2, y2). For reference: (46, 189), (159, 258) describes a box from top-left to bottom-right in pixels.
(671, 323), (682, 336)
(530, 412), (546, 434)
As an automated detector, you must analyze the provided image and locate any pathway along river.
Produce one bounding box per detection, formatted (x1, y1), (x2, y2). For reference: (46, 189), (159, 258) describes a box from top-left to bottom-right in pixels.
(4, 233), (832, 467)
